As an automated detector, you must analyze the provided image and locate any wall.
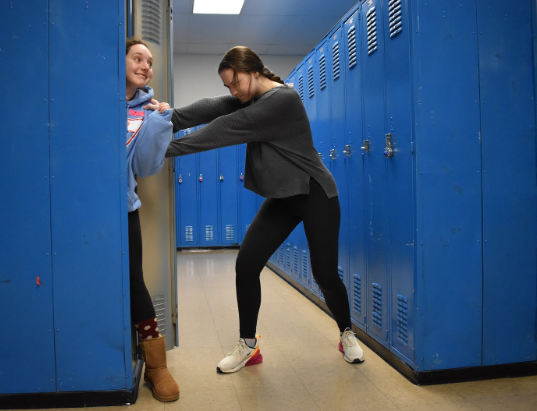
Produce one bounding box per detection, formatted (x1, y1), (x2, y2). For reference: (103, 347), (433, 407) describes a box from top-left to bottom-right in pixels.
(173, 53), (303, 106)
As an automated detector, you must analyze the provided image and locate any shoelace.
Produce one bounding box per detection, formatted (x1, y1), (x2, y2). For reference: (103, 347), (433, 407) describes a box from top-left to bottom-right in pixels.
(227, 340), (252, 357)
(342, 331), (358, 347)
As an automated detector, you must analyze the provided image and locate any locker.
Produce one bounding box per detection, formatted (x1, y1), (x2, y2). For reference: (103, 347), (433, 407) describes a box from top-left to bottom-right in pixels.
(238, 144), (259, 243)
(199, 149), (218, 246)
(327, 26), (350, 297)
(218, 146), (239, 245)
(343, 9), (367, 331)
(361, 0), (390, 347)
(0, 0), (56, 394)
(1, 0), (136, 404)
(269, 0), (537, 382)
(175, 129), (200, 247)
(477, 0), (537, 365)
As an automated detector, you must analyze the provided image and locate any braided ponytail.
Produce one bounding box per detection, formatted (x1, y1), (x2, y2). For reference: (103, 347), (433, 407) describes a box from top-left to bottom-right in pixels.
(262, 66), (284, 85)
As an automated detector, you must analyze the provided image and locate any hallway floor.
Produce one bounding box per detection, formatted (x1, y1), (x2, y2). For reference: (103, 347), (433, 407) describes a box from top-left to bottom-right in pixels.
(148, 249), (537, 411)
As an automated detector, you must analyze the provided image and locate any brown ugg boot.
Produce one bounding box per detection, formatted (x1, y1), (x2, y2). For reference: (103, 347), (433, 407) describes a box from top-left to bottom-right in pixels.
(139, 335), (179, 402)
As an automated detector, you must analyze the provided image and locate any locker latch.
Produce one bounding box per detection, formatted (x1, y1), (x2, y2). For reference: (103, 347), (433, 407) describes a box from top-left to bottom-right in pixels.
(220, 174), (224, 182)
(384, 133), (393, 158)
(343, 145), (351, 157)
(330, 149), (337, 160)
(239, 173), (244, 181)
(199, 174), (203, 182)
(178, 174), (183, 184)
(361, 140), (370, 153)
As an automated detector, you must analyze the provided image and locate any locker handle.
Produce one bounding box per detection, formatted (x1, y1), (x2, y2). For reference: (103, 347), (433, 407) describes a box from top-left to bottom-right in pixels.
(239, 173), (244, 181)
(199, 174), (203, 182)
(343, 145), (351, 157)
(384, 133), (393, 158)
(178, 174), (183, 184)
(361, 140), (370, 153)
(220, 174), (224, 182)
(330, 149), (337, 160)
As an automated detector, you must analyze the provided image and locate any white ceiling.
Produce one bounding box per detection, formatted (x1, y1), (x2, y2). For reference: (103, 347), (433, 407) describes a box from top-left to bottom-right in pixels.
(172, 0), (360, 56)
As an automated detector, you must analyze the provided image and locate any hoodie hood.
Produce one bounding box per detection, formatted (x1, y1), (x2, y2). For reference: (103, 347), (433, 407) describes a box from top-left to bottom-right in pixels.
(127, 86), (154, 108)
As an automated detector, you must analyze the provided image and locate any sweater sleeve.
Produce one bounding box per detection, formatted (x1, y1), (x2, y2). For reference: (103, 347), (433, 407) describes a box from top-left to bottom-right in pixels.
(132, 109), (173, 177)
(166, 108), (257, 157)
(171, 95), (246, 133)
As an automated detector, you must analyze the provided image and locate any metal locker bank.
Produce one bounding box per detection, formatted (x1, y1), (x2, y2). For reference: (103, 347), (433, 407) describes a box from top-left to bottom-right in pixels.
(0, 0), (176, 407)
(269, 0), (537, 384)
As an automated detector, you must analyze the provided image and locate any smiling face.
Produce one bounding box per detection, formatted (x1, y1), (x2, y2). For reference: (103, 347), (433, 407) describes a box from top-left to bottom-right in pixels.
(126, 43), (153, 100)
(220, 68), (258, 103)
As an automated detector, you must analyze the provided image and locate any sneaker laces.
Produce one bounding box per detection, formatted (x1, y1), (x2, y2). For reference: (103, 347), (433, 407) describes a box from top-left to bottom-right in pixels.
(341, 328), (359, 348)
(226, 340), (252, 357)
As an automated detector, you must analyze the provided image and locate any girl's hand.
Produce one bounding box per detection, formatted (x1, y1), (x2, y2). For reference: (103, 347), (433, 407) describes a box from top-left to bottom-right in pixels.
(143, 98), (170, 113)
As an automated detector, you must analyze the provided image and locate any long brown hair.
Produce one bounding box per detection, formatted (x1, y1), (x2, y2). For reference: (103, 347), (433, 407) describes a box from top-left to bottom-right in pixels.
(218, 46), (284, 85)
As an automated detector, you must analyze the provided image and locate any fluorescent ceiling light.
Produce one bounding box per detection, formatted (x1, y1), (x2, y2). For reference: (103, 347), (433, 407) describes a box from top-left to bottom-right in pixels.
(193, 0), (245, 15)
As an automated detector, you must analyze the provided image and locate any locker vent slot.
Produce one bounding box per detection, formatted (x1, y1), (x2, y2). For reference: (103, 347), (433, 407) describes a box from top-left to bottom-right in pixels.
(225, 225), (234, 241)
(285, 243), (291, 274)
(372, 283), (383, 328)
(353, 274), (362, 315)
(185, 226), (194, 242)
(152, 295), (166, 335)
(338, 266), (344, 282)
(319, 55), (327, 90)
(397, 295), (409, 345)
(307, 66), (314, 98)
(293, 246), (299, 275)
(389, 0), (403, 38)
(279, 244), (284, 267)
(141, 0), (162, 45)
(347, 25), (357, 69)
(298, 75), (304, 102)
(205, 225), (214, 242)
(332, 42), (340, 80)
(302, 250), (308, 281)
(366, 7), (378, 55)
(245, 224), (250, 231)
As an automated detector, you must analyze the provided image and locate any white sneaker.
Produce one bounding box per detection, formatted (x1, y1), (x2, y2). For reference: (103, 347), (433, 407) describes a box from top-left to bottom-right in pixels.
(339, 328), (365, 363)
(217, 336), (263, 373)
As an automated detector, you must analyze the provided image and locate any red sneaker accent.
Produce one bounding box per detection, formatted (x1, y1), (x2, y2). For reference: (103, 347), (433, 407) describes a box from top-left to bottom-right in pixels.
(338, 341), (344, 354)
(245, 350), (263, 366)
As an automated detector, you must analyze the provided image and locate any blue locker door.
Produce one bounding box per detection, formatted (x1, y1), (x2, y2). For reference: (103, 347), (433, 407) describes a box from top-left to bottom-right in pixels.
(218, 146), (239, 245)
(199, 148), (218, 246)
(176, 130), (200, 247)
(414, 1), (482, 371)
(383, 0), (415, 362)
(238, 144), (257, 243)
(477, 0), (537, 365)
(328, 27), (350, 295)
(0, 0), (56, 394)
(316, 41), (330, 169)
(361, 0), (389, 346)
(49, 0), (129, 391)
(343, 10), (367, 330)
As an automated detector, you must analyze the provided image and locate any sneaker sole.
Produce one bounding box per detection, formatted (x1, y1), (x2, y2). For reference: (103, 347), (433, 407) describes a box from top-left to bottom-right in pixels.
(217, 349), (263, 374)
(338, 341), (365, 363)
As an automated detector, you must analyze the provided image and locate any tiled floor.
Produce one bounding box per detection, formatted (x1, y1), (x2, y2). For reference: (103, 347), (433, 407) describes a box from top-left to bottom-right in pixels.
(156, 250), (537, 411)
(17, 249), (537, 411)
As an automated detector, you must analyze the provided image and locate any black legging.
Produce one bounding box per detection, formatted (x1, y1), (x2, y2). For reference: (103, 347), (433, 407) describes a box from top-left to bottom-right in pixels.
(128, 209), (157, 323)
(236, 178), (352, 338)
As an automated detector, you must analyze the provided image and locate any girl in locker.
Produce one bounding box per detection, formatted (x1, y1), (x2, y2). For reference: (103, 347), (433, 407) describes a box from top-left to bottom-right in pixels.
(125, 37), (179, 401)
(158, 46), (365, 373)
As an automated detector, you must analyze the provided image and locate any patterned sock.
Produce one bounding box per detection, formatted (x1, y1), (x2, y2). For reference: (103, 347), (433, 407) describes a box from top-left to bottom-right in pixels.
(135, 317), (160, 340)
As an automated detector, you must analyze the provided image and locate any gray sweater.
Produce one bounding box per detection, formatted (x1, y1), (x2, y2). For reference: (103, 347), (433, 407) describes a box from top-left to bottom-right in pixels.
(166, 85), (338, 199)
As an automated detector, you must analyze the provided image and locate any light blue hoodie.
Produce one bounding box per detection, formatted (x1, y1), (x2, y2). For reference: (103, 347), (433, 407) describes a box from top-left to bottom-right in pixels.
(126, 86), (172, 212)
